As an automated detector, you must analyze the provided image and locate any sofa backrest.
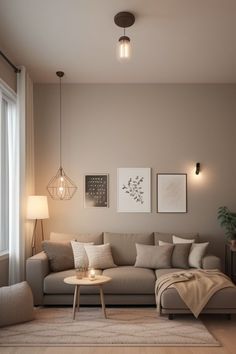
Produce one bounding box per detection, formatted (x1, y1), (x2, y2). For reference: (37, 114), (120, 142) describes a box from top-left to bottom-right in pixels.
(50, 232), (103, 244)
(104, 232), (154, 266)
(154, 232), (199, 244)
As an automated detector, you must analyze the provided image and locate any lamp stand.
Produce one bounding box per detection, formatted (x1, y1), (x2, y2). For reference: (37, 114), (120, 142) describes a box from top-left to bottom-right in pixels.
(31, 219), (45, 256)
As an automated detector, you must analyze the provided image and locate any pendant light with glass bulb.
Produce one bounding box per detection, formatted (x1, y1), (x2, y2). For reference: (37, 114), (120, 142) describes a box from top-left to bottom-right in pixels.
(47, 71), (77, 200)
(114, 11), (135, 61)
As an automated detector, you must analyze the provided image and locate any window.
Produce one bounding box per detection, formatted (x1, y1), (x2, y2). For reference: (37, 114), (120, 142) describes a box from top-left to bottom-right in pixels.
(0, 80), (16, 254)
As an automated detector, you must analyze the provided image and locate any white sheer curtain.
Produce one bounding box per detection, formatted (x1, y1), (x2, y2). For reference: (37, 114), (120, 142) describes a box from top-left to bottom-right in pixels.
(8, 67), (35, 284)
(8, 92), (20, 284)
(0, 90), (10, 253)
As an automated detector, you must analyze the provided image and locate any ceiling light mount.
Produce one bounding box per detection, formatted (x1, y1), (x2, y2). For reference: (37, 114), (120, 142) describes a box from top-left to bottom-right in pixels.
(114, 12), (135, 28)
(56, 71), (64, 78)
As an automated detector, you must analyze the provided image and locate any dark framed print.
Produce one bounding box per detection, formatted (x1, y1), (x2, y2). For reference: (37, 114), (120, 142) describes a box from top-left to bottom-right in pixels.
(84, 174), (109, 208)
(157, 173), (187, 213)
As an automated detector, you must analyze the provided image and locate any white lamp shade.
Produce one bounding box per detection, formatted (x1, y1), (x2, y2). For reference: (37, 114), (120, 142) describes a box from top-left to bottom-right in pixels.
(27, 196), (49, 220)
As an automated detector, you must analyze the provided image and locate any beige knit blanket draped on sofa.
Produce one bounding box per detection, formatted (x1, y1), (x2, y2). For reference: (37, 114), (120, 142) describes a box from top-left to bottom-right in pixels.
(155, 269), (236, 318)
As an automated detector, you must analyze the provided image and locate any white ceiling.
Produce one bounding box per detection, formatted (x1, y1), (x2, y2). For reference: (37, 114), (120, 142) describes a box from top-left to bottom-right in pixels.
(0, 0), (235, 83)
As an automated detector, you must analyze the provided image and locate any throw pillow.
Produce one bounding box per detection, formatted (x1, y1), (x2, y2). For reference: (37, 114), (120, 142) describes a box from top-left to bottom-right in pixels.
(172, 235), (195, 244)
(84, 243), (117, 269)
(188, 242), (209, 268)
(134, 243), (174, 269)
(42, 240), (74, 272)
(159, 241), (192, 269)
(70, 241), (94, 268)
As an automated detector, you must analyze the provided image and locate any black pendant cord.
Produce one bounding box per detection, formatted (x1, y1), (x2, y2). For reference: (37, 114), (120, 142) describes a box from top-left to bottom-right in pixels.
(0, 50), (21, 73)
(59, 75), (62, 168)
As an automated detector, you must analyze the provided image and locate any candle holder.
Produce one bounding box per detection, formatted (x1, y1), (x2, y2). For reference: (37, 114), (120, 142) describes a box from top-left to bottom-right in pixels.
(88, 268), (96, 281)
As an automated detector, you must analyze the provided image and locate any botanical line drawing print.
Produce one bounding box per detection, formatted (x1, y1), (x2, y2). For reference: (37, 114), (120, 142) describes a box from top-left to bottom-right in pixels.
(122, 176), (144, 204)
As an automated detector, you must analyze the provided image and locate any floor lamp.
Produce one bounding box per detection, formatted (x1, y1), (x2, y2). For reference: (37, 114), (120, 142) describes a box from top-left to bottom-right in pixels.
(27, 196), (49, 255)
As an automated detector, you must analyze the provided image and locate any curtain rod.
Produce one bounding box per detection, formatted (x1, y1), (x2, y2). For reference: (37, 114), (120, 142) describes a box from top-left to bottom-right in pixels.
(0, 50), (21, 73)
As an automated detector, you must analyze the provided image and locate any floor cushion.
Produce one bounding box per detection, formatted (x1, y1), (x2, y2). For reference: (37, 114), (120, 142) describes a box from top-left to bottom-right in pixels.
(0, 281), (35, 327)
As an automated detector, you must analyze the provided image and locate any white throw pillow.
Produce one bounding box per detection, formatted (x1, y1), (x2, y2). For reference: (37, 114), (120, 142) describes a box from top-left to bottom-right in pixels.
(70, 241), (94, 268)
(84, 243), (117, 269)
(172, 235), (195, 244)
(188, 242), (209, 268)
(159, 240), (170, 246)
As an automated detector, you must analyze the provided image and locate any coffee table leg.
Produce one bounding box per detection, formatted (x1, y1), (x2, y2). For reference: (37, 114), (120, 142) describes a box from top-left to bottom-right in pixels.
(99, 286), (107, 318)
(73, 285), (78, 320)
(77, 286), (80, 312)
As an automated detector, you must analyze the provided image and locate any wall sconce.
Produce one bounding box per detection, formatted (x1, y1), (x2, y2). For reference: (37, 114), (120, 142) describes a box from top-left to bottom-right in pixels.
(114, 11), (135, 61)
(195, 162), (200, 175)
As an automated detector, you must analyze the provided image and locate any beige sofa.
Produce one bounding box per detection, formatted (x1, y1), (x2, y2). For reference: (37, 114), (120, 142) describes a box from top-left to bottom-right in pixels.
(26, 231), (226, 315)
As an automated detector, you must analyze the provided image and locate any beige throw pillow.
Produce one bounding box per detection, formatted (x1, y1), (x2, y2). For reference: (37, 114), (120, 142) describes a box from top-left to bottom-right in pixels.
(188, 242), (209, 268)
(135, 243), (174, 269)
(42, 240), (74, 272)
(70, 241), (94, 268)
(84, 243), (117, 269)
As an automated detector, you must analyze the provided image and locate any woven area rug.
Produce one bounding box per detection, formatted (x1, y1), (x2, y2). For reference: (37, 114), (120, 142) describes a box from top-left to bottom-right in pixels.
(0, 307), (220, 347)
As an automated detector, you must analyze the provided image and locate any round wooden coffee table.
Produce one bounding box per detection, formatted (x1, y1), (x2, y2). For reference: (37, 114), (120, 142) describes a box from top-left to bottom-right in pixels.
(64, 275), (111, 320)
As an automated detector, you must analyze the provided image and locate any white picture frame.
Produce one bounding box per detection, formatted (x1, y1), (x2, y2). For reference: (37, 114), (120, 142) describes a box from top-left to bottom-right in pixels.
(117, 168), (151, 212)
(157, 173), (187, 213)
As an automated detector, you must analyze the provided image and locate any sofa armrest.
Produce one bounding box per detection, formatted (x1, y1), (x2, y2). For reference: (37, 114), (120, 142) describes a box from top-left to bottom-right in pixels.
(202, 255), (221, 271)
(26, 251), (49, 305)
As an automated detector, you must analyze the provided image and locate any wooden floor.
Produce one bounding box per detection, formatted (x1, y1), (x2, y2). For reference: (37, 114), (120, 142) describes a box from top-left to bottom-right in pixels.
(0, 315), (236, 354)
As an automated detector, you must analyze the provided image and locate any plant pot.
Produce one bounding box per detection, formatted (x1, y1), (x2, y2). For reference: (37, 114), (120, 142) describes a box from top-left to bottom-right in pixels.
(230, 239), (236, 249)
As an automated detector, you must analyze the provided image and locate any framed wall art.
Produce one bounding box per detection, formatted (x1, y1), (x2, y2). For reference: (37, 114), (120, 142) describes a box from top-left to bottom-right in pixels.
(117, 168), (151, 212)
(157, 173), (187, 213)
(84, 174), (109, 208)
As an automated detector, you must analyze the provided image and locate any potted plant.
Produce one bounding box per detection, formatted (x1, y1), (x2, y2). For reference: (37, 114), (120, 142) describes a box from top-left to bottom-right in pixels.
(217, 206), (236, 247)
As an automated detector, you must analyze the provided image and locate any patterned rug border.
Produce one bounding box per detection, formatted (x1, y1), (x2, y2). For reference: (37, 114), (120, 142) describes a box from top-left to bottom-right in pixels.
(0, 307), (220, 347)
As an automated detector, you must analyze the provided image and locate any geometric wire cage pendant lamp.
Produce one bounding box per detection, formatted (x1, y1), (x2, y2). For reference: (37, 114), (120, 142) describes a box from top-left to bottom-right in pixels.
(47, 71), (77, 200)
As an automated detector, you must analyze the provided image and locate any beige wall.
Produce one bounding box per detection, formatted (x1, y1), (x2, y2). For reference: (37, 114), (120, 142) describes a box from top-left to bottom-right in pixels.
(0, 55), (17, 91)
(34, 84), (236, 258)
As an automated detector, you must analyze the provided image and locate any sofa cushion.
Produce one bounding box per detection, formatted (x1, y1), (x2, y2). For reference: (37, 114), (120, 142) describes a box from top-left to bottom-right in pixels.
(134, 243), (174, 269)
(154, 232), (199, 244)
(50, 232), (103, 244)
(159, 241), (192, 269)
(102, 266), (156, 294)
(104, 232), (154, 265)
(70, 241), (94, 268)
(188, 242), (209, 268)
(44, 269), (102, 294)
(42, 241), (74, 272)
(84, 244), (117, 269)
(172, 235), (195, 244)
